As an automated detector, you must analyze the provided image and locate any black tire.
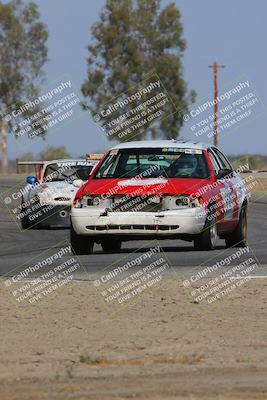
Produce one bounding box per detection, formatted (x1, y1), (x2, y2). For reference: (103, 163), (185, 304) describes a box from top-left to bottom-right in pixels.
(20, 199), (34, 230)
(101, 239), (122, 253)
(194, 211), (217, 251)
(70, 221), (94, 255)
(225, 204), (247, 248)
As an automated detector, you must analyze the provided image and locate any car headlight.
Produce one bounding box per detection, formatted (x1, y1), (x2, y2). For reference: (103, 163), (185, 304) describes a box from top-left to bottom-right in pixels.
(37, 190), (53, 205)
(73, 195), (111, 209)
(175, 196), (190, 206)
(162, 195), (205, 210)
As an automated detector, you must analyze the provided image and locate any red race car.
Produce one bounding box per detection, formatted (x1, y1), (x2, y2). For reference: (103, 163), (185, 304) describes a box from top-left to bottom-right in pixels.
(70, 140), (248, 254)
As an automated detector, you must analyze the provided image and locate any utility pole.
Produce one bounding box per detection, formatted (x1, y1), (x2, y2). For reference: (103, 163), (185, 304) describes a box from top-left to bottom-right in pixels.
(208, 61), (225, 147)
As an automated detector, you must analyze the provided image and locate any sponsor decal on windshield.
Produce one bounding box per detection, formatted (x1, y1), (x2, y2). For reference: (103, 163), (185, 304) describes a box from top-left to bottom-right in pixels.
(162, 147), (202, 154)
(56, 161), (93, 167)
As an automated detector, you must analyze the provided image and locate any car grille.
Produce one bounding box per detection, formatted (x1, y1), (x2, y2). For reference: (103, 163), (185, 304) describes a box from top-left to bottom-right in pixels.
(111, 195), (162, 212)
(86, 225), (179, 231)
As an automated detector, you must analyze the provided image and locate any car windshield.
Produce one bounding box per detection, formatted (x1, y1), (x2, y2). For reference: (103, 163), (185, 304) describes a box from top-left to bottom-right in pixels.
(95, 148), (210, 179)
(43, 162), (94, 182)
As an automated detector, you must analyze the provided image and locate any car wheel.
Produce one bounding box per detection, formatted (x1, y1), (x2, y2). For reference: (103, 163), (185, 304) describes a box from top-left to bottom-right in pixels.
(70, 221), (94, 255)
(101, 239), (122, 253)
(194, 211), (217, 251)
(225, 204), (247, 248)
(20, 199), (34, 230)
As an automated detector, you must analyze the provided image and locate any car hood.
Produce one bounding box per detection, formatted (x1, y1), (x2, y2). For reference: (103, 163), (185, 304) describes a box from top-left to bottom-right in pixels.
(40, 180), (82, 199)
(82, 177), (211, 196)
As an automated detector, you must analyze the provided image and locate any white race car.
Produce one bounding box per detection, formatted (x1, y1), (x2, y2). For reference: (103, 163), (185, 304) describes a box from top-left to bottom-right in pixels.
(19, 156), (102, 229)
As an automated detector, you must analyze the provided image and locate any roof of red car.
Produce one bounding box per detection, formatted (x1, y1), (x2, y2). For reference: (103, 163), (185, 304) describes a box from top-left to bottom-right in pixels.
(111, 140), (210, 151)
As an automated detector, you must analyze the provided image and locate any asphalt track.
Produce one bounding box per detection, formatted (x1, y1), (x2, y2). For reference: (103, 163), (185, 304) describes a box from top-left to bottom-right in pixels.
(0, 175), (267, 282)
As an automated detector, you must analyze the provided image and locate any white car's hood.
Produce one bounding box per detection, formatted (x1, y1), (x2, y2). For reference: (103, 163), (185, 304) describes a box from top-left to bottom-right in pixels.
(38, 180), (83, 203)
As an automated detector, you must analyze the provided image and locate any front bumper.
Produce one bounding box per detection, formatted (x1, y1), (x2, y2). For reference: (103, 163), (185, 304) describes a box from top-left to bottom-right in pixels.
(71, 207), (206, 237)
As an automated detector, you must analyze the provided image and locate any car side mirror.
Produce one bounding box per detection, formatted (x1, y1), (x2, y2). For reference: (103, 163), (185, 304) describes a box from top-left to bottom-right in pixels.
(26, 176), (38, 185)
(216, 168), (233, 180)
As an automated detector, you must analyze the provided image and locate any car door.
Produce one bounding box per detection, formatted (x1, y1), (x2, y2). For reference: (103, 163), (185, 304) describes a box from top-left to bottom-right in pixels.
(206, 148), (227, 228)
(210, 147), (241, 224)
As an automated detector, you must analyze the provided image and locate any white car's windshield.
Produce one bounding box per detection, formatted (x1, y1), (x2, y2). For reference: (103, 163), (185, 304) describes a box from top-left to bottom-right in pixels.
(95, 148), (210, 179)
(43, 162), (94, 182)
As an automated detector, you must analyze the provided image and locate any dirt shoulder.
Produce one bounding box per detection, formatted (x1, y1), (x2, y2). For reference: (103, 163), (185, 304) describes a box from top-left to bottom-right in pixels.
(0, 279), (267, 399)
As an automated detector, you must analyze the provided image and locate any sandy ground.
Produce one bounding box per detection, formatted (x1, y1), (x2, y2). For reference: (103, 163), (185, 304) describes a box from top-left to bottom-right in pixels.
(249, 176), (267, 191)
(0, 279), (267, 400)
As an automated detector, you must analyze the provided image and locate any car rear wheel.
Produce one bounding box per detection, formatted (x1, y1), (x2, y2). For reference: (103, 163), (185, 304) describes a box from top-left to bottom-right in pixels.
(225, 204), (247, 248)
(70, 221), (94, 255)
(101, 239), (122, 253)
(194, 212), (217, 251)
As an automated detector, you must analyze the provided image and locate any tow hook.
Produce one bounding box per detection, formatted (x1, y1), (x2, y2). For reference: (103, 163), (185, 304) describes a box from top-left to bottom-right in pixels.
(100, 208), (109, 217)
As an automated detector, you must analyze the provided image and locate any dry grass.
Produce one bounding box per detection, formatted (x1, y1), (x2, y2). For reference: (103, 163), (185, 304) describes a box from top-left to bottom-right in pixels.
(78, 354), (205, 366)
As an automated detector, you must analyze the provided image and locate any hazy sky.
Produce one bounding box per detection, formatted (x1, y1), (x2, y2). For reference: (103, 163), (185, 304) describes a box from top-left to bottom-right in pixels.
(6, 0), (267, 158)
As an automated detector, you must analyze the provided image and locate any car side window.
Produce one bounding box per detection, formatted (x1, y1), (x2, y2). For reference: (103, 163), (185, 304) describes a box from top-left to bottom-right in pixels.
(207, 149), (220, 175)
(211, 147), (233, 170)
(97, 154), (120, 178)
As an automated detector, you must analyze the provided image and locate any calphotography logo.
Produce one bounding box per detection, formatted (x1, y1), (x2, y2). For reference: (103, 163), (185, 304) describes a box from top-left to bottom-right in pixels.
(2, 242), (84, 306)
(182, 245), (264, 304)
(185, 77), (265, 143)
(7, 76), (84, 153)
(90, 242), (175, 311)
(91, 74), (176, 141)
